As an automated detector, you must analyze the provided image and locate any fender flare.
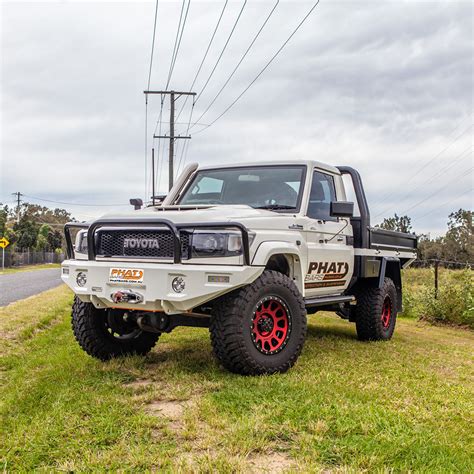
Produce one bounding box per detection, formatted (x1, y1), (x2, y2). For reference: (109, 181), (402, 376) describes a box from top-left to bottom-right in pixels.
(379, 257), (402, 312)
(252, 241), (305, 294)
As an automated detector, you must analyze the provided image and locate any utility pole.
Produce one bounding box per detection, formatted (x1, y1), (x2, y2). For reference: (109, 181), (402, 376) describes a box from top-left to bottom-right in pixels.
(12, 192), (23, 224)
(144, 90), (195, 191)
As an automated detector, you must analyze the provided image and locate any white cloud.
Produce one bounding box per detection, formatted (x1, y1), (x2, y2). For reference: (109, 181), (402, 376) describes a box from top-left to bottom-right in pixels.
(1, 0), (472, 234)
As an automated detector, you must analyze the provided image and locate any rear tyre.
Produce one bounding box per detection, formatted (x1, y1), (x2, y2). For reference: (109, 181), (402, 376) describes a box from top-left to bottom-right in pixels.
(210, 271), (307, 375)
(355, 277), (397, 341)
(71, 297), (159, 361)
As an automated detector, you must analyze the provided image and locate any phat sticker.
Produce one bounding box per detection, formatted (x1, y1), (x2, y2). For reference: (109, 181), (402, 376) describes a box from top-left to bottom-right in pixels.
(109, 268), (144, 284)
(305, 261), (348, 289)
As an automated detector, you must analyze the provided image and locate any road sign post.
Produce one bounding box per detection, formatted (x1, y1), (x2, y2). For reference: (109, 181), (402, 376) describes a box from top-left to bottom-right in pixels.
(0, 237), (10, 272)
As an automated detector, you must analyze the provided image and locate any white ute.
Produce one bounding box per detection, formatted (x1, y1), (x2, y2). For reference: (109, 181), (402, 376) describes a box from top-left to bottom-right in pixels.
(62, 161), (417, 375)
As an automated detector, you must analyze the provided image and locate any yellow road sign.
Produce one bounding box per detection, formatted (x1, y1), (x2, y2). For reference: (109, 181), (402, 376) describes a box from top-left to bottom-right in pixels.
(0, 237), (10, 249)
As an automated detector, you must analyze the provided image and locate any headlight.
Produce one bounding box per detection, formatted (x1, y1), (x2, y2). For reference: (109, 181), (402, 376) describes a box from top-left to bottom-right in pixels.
(190, 230), (244, 258)
(74, 230), (88, 257)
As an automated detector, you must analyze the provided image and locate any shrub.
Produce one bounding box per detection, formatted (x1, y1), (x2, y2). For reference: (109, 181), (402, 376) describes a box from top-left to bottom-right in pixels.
(419, 268), (473, 329)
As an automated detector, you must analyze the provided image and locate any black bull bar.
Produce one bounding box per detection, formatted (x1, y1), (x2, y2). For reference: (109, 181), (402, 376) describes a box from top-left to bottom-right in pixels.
(64, 218), (251, 265)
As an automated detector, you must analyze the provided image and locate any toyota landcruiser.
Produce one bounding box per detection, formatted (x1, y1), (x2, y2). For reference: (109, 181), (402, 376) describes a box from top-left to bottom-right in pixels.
(62, 161), (417, 375)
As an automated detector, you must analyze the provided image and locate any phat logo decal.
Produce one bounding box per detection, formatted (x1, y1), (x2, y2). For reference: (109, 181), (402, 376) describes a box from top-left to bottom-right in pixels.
(109, 268), (144, 284)
(305, 261), (349, 289)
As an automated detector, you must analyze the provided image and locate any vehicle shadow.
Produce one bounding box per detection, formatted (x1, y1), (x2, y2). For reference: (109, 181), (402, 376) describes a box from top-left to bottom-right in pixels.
(306, 322), (358, 341)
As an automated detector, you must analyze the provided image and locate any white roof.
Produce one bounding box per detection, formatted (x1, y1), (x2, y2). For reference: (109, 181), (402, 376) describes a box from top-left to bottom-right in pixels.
(197, 159), (340, 175)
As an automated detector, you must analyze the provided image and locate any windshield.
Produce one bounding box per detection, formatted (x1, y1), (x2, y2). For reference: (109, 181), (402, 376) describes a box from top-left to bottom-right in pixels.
(178, 166), (305, 211)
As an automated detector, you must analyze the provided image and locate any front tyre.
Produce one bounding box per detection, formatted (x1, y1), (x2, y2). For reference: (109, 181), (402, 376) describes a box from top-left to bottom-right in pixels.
(355, 277), (398, 341)
(71, 297), (159, 361)
(210, 271), (307, 375)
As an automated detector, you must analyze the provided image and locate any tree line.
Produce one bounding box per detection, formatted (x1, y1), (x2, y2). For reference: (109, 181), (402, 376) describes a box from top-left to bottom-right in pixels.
(377, 209), (473, 264)
(0, 203), (75, 253)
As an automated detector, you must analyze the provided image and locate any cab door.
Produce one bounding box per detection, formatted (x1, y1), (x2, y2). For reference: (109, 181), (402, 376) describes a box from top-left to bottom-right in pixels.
(303, 170), (354, 297)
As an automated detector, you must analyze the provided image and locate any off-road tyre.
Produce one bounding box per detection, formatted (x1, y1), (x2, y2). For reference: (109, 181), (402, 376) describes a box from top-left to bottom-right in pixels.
(210, 270), (307, 375)
(71, 297), (159, 361)
(355, 277), (397, 341)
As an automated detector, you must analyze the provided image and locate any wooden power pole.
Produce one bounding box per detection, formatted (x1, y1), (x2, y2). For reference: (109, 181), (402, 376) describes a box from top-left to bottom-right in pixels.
(144, 90), (196, 191)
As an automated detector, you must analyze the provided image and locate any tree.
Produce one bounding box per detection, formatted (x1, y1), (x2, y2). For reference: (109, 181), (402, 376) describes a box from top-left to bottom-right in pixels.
(444, 209), (473, 262)
(377, 214), (413, 233)
(35, 224), (51, 251)
(47, 230), (63, 251)
(15, 220), (39, 250)
(0, 204), (8, 237)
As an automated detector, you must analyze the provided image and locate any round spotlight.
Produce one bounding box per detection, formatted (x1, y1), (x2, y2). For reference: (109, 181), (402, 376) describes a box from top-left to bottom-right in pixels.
(76, 271), (87, 287)
(172, 276), (185, 293)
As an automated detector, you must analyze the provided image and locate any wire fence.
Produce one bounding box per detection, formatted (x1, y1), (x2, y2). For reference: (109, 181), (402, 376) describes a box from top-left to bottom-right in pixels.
(2, 250), (65, 268)
(411, 259), (474, 270)
(409, 259), (473, 299)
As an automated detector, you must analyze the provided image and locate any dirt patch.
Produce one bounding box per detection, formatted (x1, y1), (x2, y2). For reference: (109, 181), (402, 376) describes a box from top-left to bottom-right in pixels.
(146, 399), (194, 431)
(247, 452), (295, 473)
(124, 379), (153, 389)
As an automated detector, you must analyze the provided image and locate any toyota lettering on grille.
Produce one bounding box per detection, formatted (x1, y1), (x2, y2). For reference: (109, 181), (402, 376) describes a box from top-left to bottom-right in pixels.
(123, 238), (160, 249)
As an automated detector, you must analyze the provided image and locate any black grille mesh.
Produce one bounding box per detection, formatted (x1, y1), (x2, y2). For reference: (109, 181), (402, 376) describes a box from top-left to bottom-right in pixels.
(96, 229), (190, 259)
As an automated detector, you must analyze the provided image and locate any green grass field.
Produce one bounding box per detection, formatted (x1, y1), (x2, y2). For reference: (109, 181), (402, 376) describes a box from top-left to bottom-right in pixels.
(1, 284), (473, 472)
(0, 263), (61, 275)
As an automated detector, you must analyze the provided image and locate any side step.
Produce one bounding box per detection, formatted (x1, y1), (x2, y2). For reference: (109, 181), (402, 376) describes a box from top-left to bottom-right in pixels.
(304, 295), (355, 309)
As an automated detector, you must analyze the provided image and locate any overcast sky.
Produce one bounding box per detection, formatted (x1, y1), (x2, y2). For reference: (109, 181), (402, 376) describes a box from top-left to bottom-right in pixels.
(1, 0), (472, 236)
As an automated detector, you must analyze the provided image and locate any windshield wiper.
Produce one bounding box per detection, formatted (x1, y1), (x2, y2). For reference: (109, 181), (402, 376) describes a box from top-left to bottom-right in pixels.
(255, 204), (295, 210)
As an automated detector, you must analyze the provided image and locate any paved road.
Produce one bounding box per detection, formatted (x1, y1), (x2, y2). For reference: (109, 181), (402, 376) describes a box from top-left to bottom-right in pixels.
(0, 268), (63, 307)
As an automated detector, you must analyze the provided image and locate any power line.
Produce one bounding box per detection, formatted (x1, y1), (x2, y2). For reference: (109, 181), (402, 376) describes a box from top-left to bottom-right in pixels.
(373, 145), (473, 219)
(399, 166), (473, 215)
(373, 121), (474, 211)
(193, 0), (321, 134)
(165, 0), (191, 90)
(192, 0), (279, 128)
(176, 0), (229, 122)
(146, 0), (160, 91)
(23, 195), (129, 207)
(145, 0), (160, 201)
(176, 101), (195, 174)
(151, 0), (190, 196)
(413, 188), (472, 220)
(195, 0), (248, 103)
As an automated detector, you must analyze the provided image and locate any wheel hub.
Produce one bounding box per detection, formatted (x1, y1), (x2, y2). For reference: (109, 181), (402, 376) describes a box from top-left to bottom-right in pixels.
(257, 314), (274, 333)
(251, 296), (291, 355)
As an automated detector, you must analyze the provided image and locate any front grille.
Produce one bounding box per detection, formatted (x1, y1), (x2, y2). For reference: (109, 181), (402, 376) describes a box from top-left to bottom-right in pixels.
(95, 229), (190, 259)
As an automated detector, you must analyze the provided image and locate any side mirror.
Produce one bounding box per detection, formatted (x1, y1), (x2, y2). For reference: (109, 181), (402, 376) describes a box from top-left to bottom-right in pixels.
(330, 201), (354, 218)
(129, 198), (143, 210)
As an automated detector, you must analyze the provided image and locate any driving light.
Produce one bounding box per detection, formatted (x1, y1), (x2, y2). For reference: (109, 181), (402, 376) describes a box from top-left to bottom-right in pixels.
(172, 276), (185, 293)
(76, 271), (87, 287)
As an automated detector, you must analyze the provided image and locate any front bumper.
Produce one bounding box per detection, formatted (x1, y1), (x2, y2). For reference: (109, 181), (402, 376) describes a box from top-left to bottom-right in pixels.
(61, 259), (263, 313)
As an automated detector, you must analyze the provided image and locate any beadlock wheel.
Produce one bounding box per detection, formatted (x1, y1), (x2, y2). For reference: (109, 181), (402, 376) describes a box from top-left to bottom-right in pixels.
(251, 296), (291, 355)
(210, 270), (307, 375)
(381, 296), (392, 329)
(355, 277), (398, 341)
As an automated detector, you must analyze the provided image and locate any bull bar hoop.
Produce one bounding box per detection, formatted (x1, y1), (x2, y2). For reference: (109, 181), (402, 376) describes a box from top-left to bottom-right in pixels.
(64, 218), (251, 265)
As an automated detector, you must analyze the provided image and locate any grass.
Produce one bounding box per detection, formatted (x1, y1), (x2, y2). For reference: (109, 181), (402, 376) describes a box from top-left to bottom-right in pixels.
(1, 283), (473, 472)
(0, 263), (61, 275)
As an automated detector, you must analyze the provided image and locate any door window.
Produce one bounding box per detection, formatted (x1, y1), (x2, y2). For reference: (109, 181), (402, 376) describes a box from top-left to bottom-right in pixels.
(307, 171), (337, 221)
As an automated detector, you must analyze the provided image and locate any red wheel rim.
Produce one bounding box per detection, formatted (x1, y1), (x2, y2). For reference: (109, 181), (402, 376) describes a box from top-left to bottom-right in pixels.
(381, 296), (392, 329)
(251, 296), (291, 354)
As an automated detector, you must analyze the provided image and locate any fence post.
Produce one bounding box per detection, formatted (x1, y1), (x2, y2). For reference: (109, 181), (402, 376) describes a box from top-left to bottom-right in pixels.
(434, 260), (439, 299)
